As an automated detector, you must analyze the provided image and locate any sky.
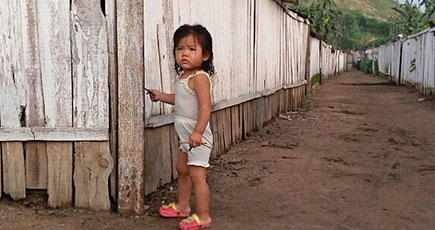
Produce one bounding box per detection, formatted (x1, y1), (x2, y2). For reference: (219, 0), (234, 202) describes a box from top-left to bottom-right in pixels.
(396, 0), (426, 11)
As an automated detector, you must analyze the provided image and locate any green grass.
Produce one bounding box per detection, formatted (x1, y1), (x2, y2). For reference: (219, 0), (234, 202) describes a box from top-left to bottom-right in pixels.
(311, 73), (321, 87)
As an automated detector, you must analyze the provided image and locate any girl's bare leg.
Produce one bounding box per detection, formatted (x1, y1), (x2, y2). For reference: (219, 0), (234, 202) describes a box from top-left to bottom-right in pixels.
(176, 150), (191, 213)
(189, 165), (211, 224)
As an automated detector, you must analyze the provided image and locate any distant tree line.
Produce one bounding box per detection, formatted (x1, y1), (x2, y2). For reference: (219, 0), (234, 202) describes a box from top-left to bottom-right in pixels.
(286, 0), (435, 50)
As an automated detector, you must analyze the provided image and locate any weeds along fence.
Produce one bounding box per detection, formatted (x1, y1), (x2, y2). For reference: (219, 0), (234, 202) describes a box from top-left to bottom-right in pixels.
(378, 27), (435, 95)
(0, 0), (345, 215)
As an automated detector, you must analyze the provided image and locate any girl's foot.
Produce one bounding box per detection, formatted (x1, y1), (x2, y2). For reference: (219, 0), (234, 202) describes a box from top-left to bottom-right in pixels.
(179, 214), (212, 230)
(159, 202), (191, 218)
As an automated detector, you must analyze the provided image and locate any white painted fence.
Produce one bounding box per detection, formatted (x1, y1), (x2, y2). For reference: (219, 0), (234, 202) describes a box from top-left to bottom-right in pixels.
(308, 37), (347, 81)
(0, 0), (348, 213)
(144, 0), (311, 124)
(310, 37), (321, 78)
(378, 28), (435, 94)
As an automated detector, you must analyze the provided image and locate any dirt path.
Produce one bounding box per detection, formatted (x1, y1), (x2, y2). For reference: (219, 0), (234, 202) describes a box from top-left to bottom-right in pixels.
(1, 71), (435, 230)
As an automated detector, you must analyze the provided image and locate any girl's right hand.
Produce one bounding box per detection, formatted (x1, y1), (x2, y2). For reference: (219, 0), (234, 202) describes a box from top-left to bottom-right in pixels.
(148, 89), (160, 102)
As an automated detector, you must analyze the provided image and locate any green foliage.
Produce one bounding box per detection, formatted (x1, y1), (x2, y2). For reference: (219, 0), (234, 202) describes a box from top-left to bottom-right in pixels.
(288, 0), (435, 50)
(298, 0), (399, 20)
(361, 59), (374, 74)
(311, 73), (321, 87)
(392, 0), (435, 36)
(288, 0), (393, 50)
(289, 0), (343, 46)
(338, 10), (391, 50)
(409, 58), (416, 73)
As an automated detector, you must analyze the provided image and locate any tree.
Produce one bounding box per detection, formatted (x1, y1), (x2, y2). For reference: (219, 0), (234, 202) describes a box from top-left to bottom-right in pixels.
(392, 0), (435, 36)
(291, 0), (342, 46)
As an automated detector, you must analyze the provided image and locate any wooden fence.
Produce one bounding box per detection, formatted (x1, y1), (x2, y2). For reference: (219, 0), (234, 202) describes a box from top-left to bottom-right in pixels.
(378, 27), (435, 94)
(0, 0), (115, 211)
(137, 0), (312, 207)
(1, 0), (346, 215)
(308, 37), (347, 85)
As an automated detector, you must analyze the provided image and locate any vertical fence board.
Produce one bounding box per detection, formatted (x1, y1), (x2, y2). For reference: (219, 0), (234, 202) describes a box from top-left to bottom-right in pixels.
(25, 142), (47, 189)
(47, 142), (73, 208)
(144, 0), (164, 116)
(230, 107), (237, 145)
(255, 98), (264, 130)
(117, 0), (146, 215)
(0, 1), (27, 125)
(169, 125), (179, 179)
(71, 0), (109, 129)
(2, 142), (26, 200)
(37, 0), (73, 208)
(145, 126), (172, 195)
(21, 0), (48, 190)
(157, 24), (174, 114)
(71, 0), (111, 211)
(241, 103), (247, 139)
(210, 112), (219, 159)
(0, 1), (27, 200)
(74, 141), (113, 211)
(37, 0), (72, 128)
(224, 108), (231, 151)
(240, 104), (245, 139)
(219, 110), (226, 154)
(106, 0), (118, 201)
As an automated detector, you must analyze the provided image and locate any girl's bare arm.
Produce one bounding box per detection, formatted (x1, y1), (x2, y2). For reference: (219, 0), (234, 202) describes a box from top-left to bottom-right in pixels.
(189, 74), (211, 146)
(149, 89), (175, 105)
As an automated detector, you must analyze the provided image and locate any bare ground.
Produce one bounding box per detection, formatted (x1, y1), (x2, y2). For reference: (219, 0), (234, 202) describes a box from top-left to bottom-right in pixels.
(1, 70), (435, 230)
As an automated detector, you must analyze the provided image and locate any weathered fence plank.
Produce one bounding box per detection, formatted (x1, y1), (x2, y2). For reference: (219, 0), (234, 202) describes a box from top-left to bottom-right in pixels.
(71, 0), (109, 129)
(117, 0), (146, 215)
(21, 0), (47, 190)
(0, 127), (108, 141)
(0, 1), (27, 199)
(2, 142), (26, 200)
(157, 24), (174, 114)
(169, 125), (179, 179)
(74, 141), (113, 211)
(145, 126), (172, 195)
(37, 0), (73, 208)
(25, 142), (47, 189)
(47, 142), (73, 208)
(210, 112), (219, 159)
(70, 0), (112, 211)
(37, 0), (72, 128)
(106, 0), (118, 202)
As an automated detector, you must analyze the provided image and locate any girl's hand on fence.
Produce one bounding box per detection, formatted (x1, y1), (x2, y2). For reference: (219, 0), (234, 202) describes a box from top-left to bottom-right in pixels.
(189, 130), (202, 149)
(148, 89), (160, 102)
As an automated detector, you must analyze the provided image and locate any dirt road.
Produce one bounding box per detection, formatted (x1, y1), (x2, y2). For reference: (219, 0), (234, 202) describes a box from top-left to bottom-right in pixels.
(1, 71), (434, 230)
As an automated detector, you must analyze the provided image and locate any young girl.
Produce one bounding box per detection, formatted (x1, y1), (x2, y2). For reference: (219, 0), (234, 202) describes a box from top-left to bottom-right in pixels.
(148, 24), (214, 230)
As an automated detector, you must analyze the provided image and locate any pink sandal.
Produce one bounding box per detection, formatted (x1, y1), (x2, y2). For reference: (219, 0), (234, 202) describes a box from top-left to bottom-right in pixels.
(179, 214), (212, 230)
(159, 202), (190, 218)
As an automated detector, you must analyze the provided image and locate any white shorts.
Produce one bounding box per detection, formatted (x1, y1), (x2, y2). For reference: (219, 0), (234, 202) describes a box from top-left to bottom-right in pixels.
(174, 116), (213, 168)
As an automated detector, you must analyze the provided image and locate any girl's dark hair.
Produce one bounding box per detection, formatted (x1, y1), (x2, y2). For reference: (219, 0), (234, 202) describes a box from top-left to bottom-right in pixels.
(173, 24), (215, 76)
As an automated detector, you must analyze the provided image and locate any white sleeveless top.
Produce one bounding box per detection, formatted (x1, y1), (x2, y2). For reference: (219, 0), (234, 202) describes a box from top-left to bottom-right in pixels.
(174, 70), (212, 120)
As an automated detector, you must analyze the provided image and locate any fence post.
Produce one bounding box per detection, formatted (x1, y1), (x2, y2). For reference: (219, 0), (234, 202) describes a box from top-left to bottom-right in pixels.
(398, 39), (403, 86)
(117, 0), (146, 216)
(305, 23), (312, 94)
